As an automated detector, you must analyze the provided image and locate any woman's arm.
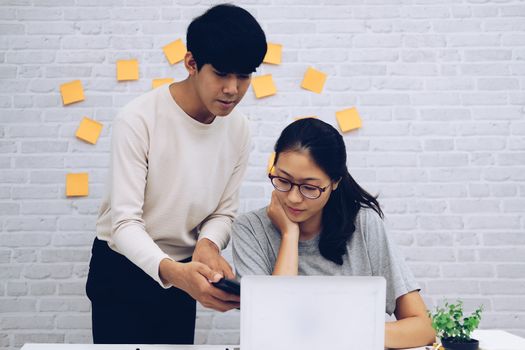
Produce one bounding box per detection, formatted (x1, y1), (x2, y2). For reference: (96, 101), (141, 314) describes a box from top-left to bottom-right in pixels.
(384, 291), (436, 349)
(267, 191), (300, 275)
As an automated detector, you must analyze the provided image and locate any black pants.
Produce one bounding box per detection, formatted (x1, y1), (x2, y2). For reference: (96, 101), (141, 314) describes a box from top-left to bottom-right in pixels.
(86, 238), (196, 344)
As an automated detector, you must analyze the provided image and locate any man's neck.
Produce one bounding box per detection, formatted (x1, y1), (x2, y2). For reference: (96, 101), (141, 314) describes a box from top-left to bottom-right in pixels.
(169, 79), (216, 124)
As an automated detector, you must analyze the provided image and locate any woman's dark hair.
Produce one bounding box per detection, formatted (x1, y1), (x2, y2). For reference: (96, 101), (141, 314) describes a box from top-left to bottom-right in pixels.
(187, 4), (267, 74)
(273, 118), (384, 265)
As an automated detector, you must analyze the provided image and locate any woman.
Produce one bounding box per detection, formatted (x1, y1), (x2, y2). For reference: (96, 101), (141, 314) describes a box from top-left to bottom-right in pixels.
(232, 118), (435, 349)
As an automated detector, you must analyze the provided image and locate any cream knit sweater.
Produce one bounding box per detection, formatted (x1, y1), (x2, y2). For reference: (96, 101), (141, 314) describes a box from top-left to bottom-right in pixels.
(96, 84), (250, 287)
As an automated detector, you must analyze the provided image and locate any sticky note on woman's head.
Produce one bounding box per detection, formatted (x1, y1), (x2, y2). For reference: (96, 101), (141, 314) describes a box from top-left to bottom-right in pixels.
(267, 152), (276, 174)
(60, 80), (85, 106)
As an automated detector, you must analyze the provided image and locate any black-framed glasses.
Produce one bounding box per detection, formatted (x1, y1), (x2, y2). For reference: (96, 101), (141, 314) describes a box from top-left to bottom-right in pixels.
(268, 174), (329, 200)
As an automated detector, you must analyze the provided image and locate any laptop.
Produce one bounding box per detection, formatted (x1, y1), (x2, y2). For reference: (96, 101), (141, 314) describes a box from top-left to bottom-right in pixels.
(240, 275), (386, 350)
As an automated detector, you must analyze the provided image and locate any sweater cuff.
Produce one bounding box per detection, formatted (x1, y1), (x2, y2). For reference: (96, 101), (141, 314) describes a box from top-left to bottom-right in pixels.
(199, 219), (231, 251)
(112, 225), (174, 289)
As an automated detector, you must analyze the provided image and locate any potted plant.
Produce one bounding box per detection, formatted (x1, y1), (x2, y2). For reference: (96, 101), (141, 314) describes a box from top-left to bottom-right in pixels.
(428, 300), (483, 350)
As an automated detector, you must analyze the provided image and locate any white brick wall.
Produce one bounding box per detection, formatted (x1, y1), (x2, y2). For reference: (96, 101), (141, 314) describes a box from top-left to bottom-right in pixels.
(1, 0), (525, 348)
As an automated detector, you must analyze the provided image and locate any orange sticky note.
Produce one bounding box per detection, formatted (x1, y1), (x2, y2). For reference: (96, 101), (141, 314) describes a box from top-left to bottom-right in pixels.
(66, 173), (89, 197)
(294, 116), (318, 120)
(336, 107), (362, 133)
(251, 74), (277, 99)
(152, 78), (174, 89)
(267, 152), (276, 174)
(117, 59), (139, 81)
(263, 43), (282, 65)
(60, 80), (85, 106)
(301, 67), (327, 94)
(163, 39), (187, 65)
(75, 117), (103, 145)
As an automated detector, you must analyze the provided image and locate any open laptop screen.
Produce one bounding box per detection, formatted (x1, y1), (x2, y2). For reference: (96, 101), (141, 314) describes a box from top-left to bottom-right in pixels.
(241, 276), (386, 350)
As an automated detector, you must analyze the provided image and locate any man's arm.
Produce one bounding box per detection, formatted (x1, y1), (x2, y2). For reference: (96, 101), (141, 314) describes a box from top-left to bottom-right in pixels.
(196, 120), (251, 277)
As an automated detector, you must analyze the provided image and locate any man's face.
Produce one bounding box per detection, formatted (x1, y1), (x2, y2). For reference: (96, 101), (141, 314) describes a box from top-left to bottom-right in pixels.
(193, 63), (252, 117)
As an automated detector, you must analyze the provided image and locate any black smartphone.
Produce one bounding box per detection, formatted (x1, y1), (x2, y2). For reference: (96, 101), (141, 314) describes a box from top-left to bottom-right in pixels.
(212, 277), (240, 296)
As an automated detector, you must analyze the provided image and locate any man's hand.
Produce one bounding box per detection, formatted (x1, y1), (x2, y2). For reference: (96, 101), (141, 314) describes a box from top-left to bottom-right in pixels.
(192, 238), (235, 279)
(159, 258), (240, 312)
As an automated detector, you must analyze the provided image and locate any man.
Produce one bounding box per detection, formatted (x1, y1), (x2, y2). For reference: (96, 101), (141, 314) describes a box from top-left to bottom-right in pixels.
(85, 4), (267, 344)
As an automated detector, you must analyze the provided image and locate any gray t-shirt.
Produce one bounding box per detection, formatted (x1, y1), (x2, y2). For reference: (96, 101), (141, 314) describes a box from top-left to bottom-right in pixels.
(232, 206), (420, 316)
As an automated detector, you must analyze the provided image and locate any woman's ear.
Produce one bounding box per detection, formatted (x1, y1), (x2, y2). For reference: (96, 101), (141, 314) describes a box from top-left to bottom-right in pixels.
(332, 178), (341, 191)
(184, 51), (198, 76)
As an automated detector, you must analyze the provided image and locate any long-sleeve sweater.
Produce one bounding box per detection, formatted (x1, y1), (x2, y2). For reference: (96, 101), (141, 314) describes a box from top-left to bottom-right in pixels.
(96, 84), (251, 287)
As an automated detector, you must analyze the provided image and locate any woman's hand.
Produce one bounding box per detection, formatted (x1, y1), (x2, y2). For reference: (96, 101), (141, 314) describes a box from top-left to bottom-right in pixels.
(267, 190), (300, 275)
(267, 190), (300, 237)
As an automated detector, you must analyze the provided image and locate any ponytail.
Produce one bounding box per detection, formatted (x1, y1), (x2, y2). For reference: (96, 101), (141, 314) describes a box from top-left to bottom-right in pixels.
(319, 171), (383, 265)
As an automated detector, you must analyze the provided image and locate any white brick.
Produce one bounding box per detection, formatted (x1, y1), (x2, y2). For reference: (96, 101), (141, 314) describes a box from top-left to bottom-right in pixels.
(418, 215), (463, 230)
(39, 298), (90, 312)
(13, 248), (38, 263)
(13, 333), (64, 347)
(466, 216), (521, 230)
(7, 282), (28, 297)
(1, 316), (54, 330)
(0, 299), (36, 313)
(420, 154), (468, 167)
(461, 63), (510, 76)
(407, 200), (447, 213)
(496, 264), (525, 278)
(5, 215), (57, 232)
(427, 280), (479, 295)
(30, 282), (57, 296)
(433, 20), (481, 33)
(10, 36), (61, 50)
(416, 232), (453, 246)
(41, 249), (90, 263)
(26, 22), (75, 35)
(449, 34), (500, 47)
(63, 8), (110, 20)
(354, 34), (402, 48)
(58, 282), (85, 296)
(62, 36), (110, 49)
(24, 264), (73, 279)
(0, 233), (51, 247)
(484, 233), (525, 246)
(16, 8), (62, 21)
(442, 264), (495, 278)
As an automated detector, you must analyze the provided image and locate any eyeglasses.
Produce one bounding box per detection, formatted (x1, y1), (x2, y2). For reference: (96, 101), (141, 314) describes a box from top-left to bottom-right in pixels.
(268, 173), (329, 200)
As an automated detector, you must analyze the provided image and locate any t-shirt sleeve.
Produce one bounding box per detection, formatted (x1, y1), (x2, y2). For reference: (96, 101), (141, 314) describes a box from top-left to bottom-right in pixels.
(232, 213), (274, 279)
(360, 209), (420, 316)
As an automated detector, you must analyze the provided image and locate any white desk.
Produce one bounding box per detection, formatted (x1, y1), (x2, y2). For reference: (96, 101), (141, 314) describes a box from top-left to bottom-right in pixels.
(20, 330), (525, 350)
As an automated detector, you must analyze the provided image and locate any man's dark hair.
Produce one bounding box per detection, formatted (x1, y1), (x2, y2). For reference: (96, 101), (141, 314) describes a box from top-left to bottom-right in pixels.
(187, 4), (267, 74)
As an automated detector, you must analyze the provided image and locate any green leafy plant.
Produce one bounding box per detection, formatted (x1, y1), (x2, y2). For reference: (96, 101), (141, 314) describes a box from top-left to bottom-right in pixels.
(428, 300), (483, 342)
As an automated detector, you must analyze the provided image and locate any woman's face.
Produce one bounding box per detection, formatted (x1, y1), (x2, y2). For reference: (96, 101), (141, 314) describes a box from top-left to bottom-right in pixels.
(273, 150), (339, 225)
